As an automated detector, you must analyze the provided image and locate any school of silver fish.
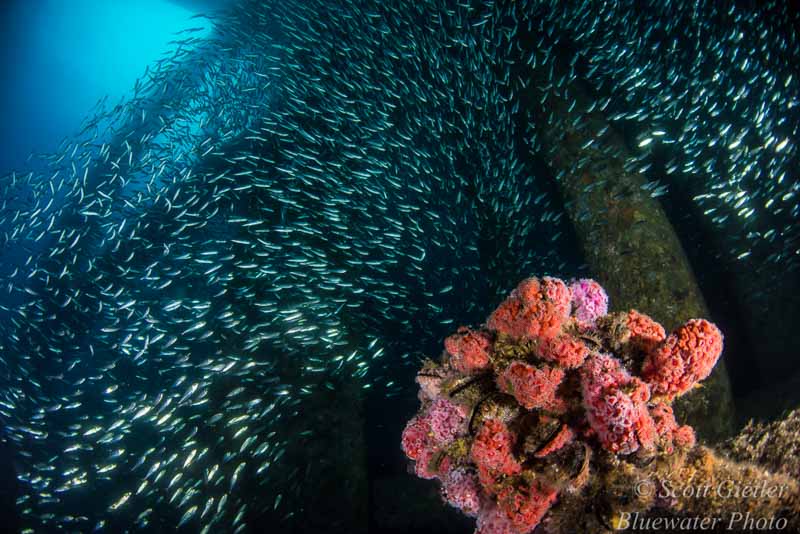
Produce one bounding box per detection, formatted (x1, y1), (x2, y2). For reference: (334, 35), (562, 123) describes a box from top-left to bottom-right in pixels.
(0, 0), (797, 532)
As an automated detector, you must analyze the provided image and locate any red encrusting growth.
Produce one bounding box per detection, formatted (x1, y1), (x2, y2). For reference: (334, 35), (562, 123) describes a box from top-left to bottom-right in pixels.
(496, 482), (558, 533)
(445, 327), (492, 374)
(642, 318), (723, 398)
(537, 333), (589, 368)
(414, 447), (438, 479)
(581, 354), (655, 454)
(471, 419), (522, 478)
(487, 277), (570, 340)
(650, 402), (678, 437)
(401, 276), (725, 534)
(672, 424), (696, 449)
(497, 361), (565, 411)
(401, 415), (430, 460)
(626, 309), (667, 353)
(649, 402), (696, 453)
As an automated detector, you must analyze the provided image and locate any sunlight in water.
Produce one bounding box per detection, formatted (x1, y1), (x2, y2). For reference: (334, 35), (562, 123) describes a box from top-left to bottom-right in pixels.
(0, 0), (213, 171)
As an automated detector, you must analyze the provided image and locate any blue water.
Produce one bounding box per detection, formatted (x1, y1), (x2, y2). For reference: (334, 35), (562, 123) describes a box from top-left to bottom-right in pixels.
(0, 0), (220, 173)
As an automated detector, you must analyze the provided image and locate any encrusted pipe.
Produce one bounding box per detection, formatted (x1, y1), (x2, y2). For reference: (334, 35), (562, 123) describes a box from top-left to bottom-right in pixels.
(530, 79), (734, 441)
